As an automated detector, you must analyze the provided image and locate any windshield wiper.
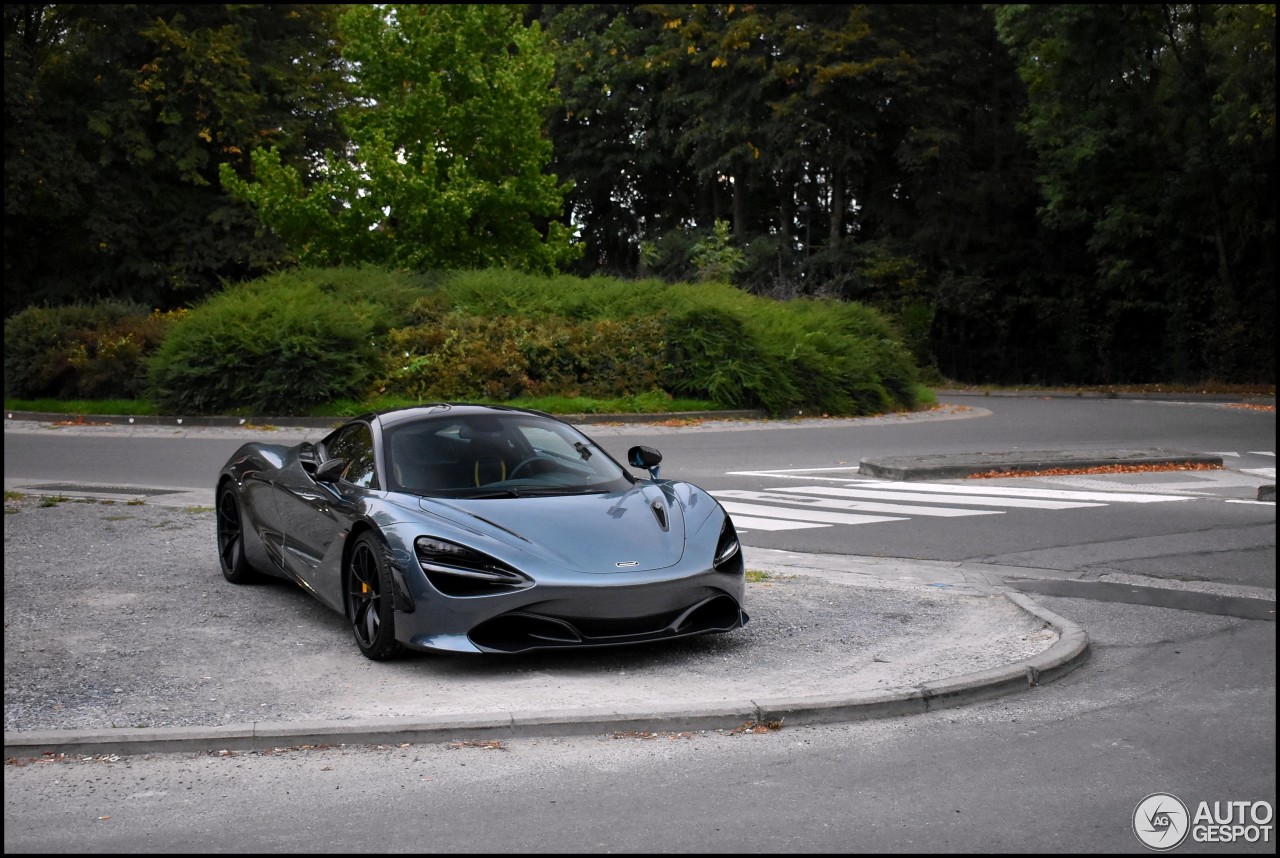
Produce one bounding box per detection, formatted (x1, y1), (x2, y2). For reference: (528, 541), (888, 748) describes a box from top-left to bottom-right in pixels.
(463, 488), (524, 499)
(519, 486), (607, 496)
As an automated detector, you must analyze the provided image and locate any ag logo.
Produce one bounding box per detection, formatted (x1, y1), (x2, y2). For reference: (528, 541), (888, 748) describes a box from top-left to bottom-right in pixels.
(1134, 793), (1190, 851)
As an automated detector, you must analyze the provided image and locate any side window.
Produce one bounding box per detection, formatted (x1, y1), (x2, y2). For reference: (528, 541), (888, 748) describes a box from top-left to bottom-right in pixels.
(324, 424), (378, 489)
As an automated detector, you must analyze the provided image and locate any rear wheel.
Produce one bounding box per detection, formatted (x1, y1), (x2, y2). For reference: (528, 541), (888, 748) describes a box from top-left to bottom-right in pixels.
(216, 484), (259, 584)
(345, 532), (404, 661)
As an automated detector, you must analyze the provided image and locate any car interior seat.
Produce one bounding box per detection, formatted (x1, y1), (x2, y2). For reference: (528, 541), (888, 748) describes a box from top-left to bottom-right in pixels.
(458, 419), (514, 486)
(391, 429), (472, 491)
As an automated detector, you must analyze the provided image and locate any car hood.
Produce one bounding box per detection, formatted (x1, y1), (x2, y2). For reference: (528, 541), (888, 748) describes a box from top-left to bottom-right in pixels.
(419, 483), (687, 573)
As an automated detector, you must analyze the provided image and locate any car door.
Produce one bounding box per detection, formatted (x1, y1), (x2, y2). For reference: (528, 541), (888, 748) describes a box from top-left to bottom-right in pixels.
(275, 421), (379, 611)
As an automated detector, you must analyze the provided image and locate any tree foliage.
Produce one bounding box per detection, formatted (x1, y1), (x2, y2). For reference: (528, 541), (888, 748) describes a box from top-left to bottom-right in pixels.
(540, 3), (1272, 383)
(994, 3), (1275, 382)
(5, 4), (1274, 386)
(4, 3), (347, 310)
(221, 4), (578, 273)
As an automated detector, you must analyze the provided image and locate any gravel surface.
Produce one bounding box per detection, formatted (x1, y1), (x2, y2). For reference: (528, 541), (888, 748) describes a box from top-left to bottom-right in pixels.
(4, 496), (1054, 733)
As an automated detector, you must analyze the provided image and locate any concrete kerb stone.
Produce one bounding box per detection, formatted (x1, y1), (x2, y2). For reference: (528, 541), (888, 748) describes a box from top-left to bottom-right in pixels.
(2, 409), (769, 430)
(858, 448), (1225, 481)
(753, 591), (1092, 727)
(1007, 595), (1093, 687)
(507, 702), (762, 738)
(3, 723), (259, 759)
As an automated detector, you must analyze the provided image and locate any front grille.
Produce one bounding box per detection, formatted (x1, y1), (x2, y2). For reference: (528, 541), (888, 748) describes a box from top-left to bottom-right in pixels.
(468, 593), (747, 654)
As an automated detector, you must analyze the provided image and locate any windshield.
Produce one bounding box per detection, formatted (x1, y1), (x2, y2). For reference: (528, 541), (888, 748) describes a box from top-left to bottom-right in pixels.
(384, 413), (635, 498)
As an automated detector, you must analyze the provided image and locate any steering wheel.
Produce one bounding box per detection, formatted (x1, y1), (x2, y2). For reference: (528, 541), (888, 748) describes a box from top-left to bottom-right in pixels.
(509, 455), (554, 479)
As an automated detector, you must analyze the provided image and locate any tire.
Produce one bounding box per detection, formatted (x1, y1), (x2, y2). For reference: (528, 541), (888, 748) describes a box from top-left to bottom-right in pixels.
(345, 532), (404, 661)
(216, 483), (260, 584)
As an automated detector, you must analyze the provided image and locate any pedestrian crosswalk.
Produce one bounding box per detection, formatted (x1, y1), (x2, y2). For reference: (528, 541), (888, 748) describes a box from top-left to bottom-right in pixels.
(712, 480), (1193, 532)
(1210, 450), (1276, 480)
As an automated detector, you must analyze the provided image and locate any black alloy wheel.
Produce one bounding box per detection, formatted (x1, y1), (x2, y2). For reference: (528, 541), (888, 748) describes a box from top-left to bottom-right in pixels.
(217, 484), (259, 584)
(345, 532), (404, 661)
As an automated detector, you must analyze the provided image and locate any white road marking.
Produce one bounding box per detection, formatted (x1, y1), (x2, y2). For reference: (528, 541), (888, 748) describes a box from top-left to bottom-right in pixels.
(726, 470), (884, 484)
(728, 466), (864, 474)
(718, 500), (907, 526)
(721, 457), (1265, 532)
(789, 480), (1191, 504)
(714, 489), (1002, 518)
(726, 515), (830, 532)
(766, 484), (1109, 509)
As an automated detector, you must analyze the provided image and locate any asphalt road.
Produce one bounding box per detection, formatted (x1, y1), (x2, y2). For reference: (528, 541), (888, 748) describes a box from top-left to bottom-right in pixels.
(3, 590), (1273, 854)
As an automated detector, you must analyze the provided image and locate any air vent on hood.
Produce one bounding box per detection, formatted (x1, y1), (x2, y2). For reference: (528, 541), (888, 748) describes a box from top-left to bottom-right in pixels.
(650, 500), (669, 532)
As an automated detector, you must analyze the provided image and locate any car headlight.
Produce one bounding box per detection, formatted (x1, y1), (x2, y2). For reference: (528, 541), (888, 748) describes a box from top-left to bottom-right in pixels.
(415, 537), (533, 597)
(713, 517), (743, 574)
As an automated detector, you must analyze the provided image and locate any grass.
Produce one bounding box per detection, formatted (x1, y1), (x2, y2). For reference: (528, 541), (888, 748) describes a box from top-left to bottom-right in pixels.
(306, 391), (727, 417)
(5, 379), (1269, 421)
(8, 392), (730, 418)
(4, 397), (159, 415)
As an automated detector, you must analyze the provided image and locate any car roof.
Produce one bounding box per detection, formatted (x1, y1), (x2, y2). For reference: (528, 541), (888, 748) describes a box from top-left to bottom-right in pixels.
(368, 403), (558, 430)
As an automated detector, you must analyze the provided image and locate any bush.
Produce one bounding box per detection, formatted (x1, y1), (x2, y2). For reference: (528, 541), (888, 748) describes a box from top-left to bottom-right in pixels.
(426, 271), (920, 416)
(381, 314), (531, 402)
(14, 265), (921, 418)
(653, 283), (918, 415)
(4, 301), (178, 399)
(380, 307), (668, 401)
(147, 267), (423, 415)
(662, 304), (788, 409)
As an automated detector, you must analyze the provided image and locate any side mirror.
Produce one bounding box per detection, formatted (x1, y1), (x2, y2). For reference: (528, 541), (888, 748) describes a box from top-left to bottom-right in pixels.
(314, 457), (346, 484)
(627, 445), (662, 480)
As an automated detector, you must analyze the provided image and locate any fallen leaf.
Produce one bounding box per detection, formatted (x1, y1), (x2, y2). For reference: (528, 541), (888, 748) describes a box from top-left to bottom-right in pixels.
(966, 462), (1224, 479)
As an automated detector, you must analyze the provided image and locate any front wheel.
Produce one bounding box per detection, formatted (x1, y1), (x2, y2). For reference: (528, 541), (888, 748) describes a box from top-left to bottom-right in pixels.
(345, 532), (404, 661)
(216, 484), (260, 584)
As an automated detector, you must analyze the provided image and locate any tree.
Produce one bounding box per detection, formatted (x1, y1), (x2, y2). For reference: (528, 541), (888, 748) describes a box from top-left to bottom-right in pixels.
(995, 3), (1276, 382)
(222, 4), (578, 274)
(539, 3), (725, 277)
(4, 4), (347, 311)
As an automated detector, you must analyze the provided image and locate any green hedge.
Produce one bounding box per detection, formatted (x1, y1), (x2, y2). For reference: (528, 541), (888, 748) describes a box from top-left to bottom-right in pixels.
(380, 305), (669, 401)
(427, 270), (919, 414)
(3, 301), (178, 399)
(6, 266), (921, 416)
(147, 267), (422, 415)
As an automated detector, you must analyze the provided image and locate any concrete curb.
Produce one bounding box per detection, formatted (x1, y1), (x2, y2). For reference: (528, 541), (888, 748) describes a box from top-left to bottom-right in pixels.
(859, 448), (1224, 481)
(936, 388), (1274, 404)
(1, 592), (1090, 759)
(2, 408), (768, 430)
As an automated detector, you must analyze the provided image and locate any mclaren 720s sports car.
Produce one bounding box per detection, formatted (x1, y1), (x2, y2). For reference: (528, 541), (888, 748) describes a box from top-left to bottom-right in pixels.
(215, 404), (748, 659)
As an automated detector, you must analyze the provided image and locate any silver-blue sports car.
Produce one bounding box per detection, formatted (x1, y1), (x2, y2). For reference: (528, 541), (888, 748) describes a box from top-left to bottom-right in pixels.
(215, 404), (748, 658)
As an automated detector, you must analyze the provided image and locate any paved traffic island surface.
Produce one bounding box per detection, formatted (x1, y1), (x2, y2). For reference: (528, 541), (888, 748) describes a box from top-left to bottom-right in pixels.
(2, 496), (1086, 758)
